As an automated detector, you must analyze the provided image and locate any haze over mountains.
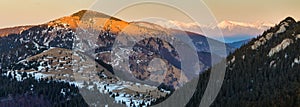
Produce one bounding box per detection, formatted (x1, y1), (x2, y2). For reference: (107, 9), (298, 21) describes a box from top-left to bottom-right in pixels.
(151, 20), (274, 42)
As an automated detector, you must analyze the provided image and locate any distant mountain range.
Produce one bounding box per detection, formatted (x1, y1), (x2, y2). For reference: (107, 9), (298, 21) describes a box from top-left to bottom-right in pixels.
(226, 39), (251, 48)
(151, 20), (274, 42)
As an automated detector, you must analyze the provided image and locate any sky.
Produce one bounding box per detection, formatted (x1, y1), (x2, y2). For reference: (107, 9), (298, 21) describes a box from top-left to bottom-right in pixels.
(1, 0), (299, 28)
(204, 0), (300, 23)
(0, 0), (299, 42)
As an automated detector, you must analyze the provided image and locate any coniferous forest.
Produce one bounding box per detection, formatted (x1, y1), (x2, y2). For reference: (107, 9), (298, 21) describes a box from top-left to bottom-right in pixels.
(0, 71), (88, 107)
(187, 17), (300, 107)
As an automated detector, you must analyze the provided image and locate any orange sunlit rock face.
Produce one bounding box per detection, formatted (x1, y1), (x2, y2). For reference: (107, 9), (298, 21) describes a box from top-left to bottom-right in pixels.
(47, 10), (130, 34)
(103, 19), (129, 34)
(47, 16), (80, 29)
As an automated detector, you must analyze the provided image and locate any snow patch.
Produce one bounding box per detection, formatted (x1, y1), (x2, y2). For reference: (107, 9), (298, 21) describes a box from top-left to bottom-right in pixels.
(268, 39), (293, 57)
(265, 33), (274, 40)
(37, 66), (44, 71)
(68, 81), (84, 88)
(61, 89), (66, 95)
(5, 71), (22, 81)
(251, 37), (267, 50)
(227, 56), (235, 64)
(276, 24), (287, 34)
(296, 34), (300, 40)
(295, 57), (300, 64)
(32, 72), (52, 80)
(292, 56), (300, 67)
(269, 60), (276, 67)
(231, 56), (235, 63)
(251, 33), (273, 50)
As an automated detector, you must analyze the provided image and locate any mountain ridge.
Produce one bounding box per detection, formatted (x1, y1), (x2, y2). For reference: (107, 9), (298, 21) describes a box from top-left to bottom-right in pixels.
(187, 16), (300, 107)
(217, 20), (273, 30)
(0, 25), (34, 37)
(1, 9), (299, 107)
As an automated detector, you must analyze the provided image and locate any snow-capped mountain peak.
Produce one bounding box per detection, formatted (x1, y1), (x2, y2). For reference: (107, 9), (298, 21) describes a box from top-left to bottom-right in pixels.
(146, 19), (275, 42)
(217, 20), (273, 30)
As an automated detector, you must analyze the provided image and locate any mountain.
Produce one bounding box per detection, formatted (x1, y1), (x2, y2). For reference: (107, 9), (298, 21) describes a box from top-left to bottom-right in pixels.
(130, 21), (235, 56)
(0, 25), (33, 37)
(148, 20), (274, 42)
(187, 17), (300, 106)
(217, 20), (273, 32)
(226, 39), (251, 48)
(0, 10), (234, 106)
(217, 20), (274, 42)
